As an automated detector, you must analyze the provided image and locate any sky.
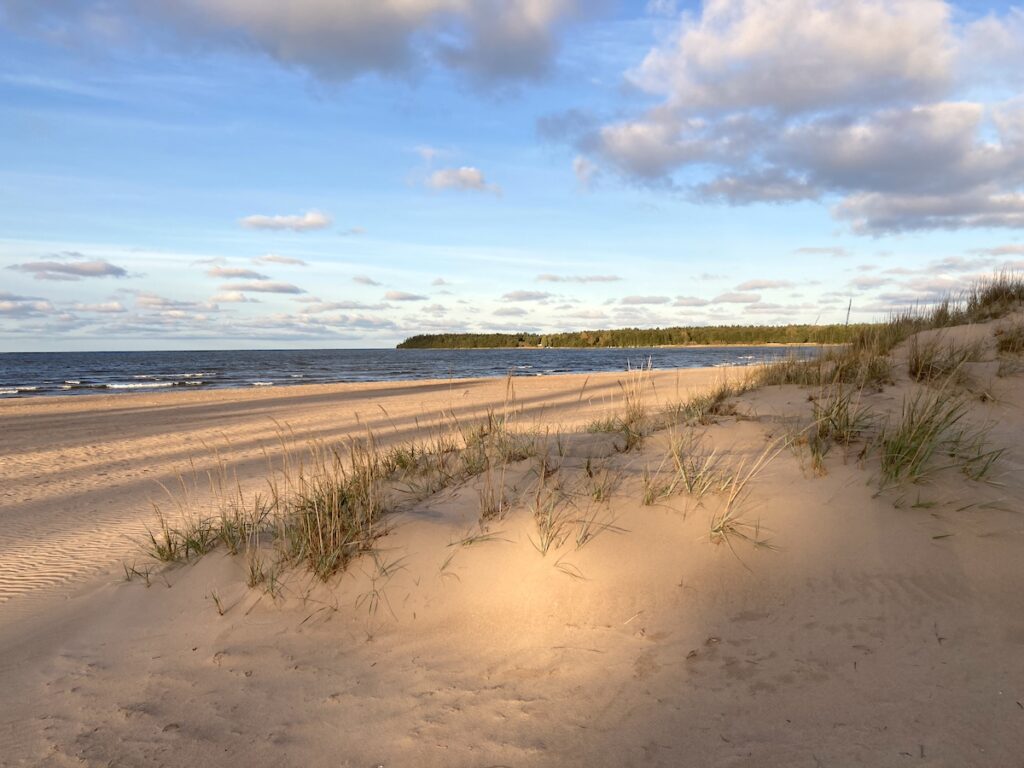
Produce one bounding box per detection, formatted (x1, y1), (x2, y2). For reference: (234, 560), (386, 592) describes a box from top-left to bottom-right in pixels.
(1, 0), (1023, 352)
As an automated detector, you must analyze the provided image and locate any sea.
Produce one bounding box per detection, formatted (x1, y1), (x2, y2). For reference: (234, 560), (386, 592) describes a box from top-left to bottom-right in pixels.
(0, 346), (822, 398)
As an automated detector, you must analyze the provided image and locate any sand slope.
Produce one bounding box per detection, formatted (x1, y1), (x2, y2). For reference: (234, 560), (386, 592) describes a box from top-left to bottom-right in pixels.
(0, 369), (726, 607)
(1, 336), (1023, 767)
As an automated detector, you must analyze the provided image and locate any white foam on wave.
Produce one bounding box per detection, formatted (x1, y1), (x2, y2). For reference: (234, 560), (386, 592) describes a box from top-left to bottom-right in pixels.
(251, 381), (275, 387)
(1, 386), (39, 395)
(106, 381), (175, 390)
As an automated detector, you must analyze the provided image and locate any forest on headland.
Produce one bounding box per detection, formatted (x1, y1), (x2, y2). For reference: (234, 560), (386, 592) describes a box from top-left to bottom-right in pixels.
(397, 323), (874, 349)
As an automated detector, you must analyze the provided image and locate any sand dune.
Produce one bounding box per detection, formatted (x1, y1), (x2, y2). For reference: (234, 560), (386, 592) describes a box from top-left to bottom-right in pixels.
(1, 327), (1023, 766)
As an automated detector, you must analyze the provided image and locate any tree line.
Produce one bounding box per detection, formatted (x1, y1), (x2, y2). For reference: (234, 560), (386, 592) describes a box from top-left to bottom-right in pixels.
(397, 323), (874, 349)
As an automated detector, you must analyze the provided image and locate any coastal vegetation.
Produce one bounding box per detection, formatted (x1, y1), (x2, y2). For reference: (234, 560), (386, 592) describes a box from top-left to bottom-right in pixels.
(136, 273), (1022, 593)
(397, 323), (871, 349)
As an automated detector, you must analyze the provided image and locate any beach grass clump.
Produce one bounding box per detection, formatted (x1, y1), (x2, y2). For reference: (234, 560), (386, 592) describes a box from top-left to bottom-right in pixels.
(528, 470), (572, 556)
(663, 378), (744, 427)
(878, 384), (1003, 487)
(709, 439), (785, 548)
(995, 321), (1024, 355)
(907, 334), (984, 384)
(143, 510), (221, 563)
(812, 385), (874, 447)
(583, 362), (656, 450)
(582, 458), (619, 503)
(280, 438), (388, 581)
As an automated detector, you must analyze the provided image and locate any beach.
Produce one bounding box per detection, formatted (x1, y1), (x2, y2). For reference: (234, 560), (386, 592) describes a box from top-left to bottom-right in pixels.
(1, 326), (1023, 766)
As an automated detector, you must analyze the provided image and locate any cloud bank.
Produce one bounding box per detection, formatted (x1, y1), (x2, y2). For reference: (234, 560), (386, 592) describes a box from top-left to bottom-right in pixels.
(571, 0), (1024, 234)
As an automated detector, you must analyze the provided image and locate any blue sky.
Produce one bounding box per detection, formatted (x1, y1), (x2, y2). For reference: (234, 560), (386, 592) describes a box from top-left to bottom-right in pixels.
(1, 0), (1023, 351)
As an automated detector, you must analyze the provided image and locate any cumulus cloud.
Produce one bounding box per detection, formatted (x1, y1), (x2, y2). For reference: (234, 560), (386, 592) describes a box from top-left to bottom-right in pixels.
(536, 273), (621, 283)
(240, 210), (331, 231)
(7, 258), (127, 281)
(970, 244), (1024, 256)
(431, 277), (452, 286)
(735, 280), (795, 291)
(206, 266), (269, 279)
(674, 296), (710, 307)
(219, 280), (306, 294)
(621, 295), (670, 305)
(132, 291), (198, 310)
(2, 1), (588, 85)
(712, 292), (761, 304)
(71, 301), (127, 313)
(384, 290), (428, 301)
(0, 292), (54, 317)
(502, 290), (552, 301)
(210, 291), (259, 303)
(353, 275), (382, 286)
(494, 306), (528, 317)
(426, 166), (501, 195)
(571, 0), (1024, 234)
(849, 276), (889, 290)
(254, 254), (307, 266)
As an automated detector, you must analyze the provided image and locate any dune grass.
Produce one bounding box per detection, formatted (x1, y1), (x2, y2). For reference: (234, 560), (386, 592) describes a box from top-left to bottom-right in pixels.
(878, 383), (1003, 487)
(138, 273), (1021, 585)
(996, 321), (1024, 355)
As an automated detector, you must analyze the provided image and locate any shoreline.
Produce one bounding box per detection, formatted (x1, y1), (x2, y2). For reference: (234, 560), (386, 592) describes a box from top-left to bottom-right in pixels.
(0, 345), (825, 402)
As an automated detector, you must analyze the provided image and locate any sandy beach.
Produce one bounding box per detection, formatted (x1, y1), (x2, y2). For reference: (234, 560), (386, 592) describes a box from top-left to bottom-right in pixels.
(2, 320), (1023, 766)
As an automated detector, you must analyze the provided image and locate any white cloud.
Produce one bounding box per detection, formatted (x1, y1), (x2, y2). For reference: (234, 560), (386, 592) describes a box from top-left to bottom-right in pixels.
(673, 296), (710, 307)
(71, 301), (127, 313)
(4, 1), (588, 85)
(735, 280), (794, 291)
(240, 210), (332, 231)
(210, 291), (259, 303)
(630, 0), (954, 114)
(620, 295), (670, 305)
(574, 0), (1024, 234)
(426, 166), (501, 195)
(536, 273), (621, 283)
(712, 292), (761, 304)
(219, 280), (306, 294)
(0, 292), (54, 317)
(7, 258), (128, 281)
(206, 266), (269, 279)
(353, 275), (382, 286)
(253, 254), (307, 266)
(384, 290), (428, 301)
(132, 291), (198, 310)
(502, 290), (551, 301)
(970, 244), (1024, 256)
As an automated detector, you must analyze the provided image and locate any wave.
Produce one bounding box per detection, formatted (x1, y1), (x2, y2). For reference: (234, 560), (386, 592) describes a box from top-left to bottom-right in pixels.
(0, 386), (40, 395)
(106, 381), (177, 390)
(251, 381), (275, 387)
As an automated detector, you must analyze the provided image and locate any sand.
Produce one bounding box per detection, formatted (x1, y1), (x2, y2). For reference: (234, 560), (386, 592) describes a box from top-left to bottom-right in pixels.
(1, 333), (1022, 767)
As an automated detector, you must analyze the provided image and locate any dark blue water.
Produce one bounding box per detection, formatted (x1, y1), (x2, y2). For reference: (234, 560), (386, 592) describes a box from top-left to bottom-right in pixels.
(0, 347), (822, 398)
